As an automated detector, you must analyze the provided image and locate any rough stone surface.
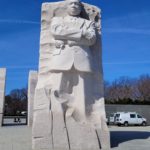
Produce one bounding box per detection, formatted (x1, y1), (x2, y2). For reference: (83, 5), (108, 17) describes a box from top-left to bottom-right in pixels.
(32, 0), (110, 150)
(0, 68), (6, 126)
(28, 71), (38, 126)
(32, 88), (53, 150)
(66, 116), (100, 150)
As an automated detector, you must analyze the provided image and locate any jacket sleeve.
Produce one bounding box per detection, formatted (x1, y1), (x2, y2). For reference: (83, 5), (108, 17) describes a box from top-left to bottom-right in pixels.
(67, 21), (96, 46)
(51, 17), (96, 46)
(80, 21), (96, 46)
(51, 17), (82, 41)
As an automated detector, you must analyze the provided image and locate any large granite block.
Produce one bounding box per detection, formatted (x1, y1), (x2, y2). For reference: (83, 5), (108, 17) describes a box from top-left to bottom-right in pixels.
(28, 71), (38, 126)
(0, 68), (6, 126)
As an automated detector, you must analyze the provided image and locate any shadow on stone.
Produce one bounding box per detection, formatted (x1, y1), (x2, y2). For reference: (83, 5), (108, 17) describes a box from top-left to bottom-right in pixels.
(110, 131), (150, 148)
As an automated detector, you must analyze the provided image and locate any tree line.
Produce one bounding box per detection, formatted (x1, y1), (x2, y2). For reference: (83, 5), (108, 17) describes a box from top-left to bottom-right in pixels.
(4, 74), (150, 115)
(4, 88), (27, 116)
(104, 74), (150, 104)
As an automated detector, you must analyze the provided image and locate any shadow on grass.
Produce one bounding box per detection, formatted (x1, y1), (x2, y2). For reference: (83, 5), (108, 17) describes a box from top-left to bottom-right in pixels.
(111, 131), (150, 148)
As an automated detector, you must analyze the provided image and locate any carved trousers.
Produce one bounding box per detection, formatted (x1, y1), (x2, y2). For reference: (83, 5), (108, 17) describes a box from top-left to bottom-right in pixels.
(50, 66), (94, 121)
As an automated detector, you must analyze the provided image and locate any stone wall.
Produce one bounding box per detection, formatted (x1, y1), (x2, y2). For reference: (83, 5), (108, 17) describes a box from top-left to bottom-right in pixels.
(105, 104), (150, 125)
(0, 68), (6, 126)
(28, 71), (38, 126)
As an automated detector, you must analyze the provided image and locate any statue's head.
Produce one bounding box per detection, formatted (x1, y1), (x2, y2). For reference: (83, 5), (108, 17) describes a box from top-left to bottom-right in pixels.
(65, 0), (82, 16)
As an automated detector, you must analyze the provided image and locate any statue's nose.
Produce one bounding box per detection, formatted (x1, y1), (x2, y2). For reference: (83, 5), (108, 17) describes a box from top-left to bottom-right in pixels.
(71, 3), (76, 7)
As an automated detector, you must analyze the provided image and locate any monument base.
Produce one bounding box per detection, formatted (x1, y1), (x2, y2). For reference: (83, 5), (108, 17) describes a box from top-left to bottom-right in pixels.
(32, 88), (110, 150)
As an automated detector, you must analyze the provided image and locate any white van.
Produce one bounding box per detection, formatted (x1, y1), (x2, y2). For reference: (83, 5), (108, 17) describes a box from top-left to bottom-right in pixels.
(108, 112), (123, 125)
(108, 112), (120, 125)
(115, 112), (147, 126)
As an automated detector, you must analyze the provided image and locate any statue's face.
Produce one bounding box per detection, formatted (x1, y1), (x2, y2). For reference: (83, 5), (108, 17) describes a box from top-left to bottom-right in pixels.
(66, 0), (82, 16)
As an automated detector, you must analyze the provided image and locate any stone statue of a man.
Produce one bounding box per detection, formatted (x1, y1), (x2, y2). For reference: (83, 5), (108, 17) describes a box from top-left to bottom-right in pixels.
(32, 0), (110, 150)
(50, 0), (97, 121)
(51, 0), (96, 71)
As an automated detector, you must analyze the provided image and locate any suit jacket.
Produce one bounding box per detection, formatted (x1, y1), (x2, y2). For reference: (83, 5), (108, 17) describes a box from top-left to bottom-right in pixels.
(50, 16), (96, 72)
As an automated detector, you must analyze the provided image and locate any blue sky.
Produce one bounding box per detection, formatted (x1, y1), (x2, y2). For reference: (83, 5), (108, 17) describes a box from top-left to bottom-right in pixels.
(0, 0), (150, 94)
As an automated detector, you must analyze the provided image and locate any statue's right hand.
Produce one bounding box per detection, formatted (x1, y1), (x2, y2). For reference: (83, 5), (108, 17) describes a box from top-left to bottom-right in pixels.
(82, 29), (93, 40)
(55, 40), (65, 49)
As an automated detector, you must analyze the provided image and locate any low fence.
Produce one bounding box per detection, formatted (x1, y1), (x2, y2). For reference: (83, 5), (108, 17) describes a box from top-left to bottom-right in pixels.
(105, 105), (150, 125)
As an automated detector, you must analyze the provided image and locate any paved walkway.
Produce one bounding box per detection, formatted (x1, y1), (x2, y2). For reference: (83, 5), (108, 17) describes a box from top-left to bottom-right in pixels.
(0, 126), (31, 150)
(110, 126), (150, 150)
(0, 125), (150, 150)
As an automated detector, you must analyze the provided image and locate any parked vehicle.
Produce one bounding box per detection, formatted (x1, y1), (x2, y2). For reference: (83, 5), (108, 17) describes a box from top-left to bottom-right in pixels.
(115, 112), (147, 126)
(108, 113), (116, 125)
(108, 112), (122, 125)
(21, 111), (27, 116)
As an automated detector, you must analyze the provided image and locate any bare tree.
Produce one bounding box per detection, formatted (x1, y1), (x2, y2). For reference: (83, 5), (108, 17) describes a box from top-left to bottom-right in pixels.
(4, 87), (28, 115)
(10, 88), (27, 101)
(137, 74), (150, 102)
(104, 76), (145, 104)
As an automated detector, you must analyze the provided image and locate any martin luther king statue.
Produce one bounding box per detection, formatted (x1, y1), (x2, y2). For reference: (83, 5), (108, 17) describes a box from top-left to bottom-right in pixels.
(32, 0), (110, 150)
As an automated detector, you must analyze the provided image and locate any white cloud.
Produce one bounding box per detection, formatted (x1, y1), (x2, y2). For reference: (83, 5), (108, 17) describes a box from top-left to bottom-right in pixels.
(103, 12), (150, 35)
(104, 28), (150, 35)
(0, 19), (40, 25)
(104, 61), (150, 65)
(4, 65), (37, 69)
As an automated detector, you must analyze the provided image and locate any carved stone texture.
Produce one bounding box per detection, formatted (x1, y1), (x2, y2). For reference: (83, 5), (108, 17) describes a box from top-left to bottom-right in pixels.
(28, 71), (38, 126)
(32, 88), (53, 150)
(0, 68), (6, 126)
(32, 0), (110, 150)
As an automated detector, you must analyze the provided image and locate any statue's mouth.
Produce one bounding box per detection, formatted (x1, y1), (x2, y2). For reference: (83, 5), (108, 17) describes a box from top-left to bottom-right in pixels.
(70, 7), (78, 10)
